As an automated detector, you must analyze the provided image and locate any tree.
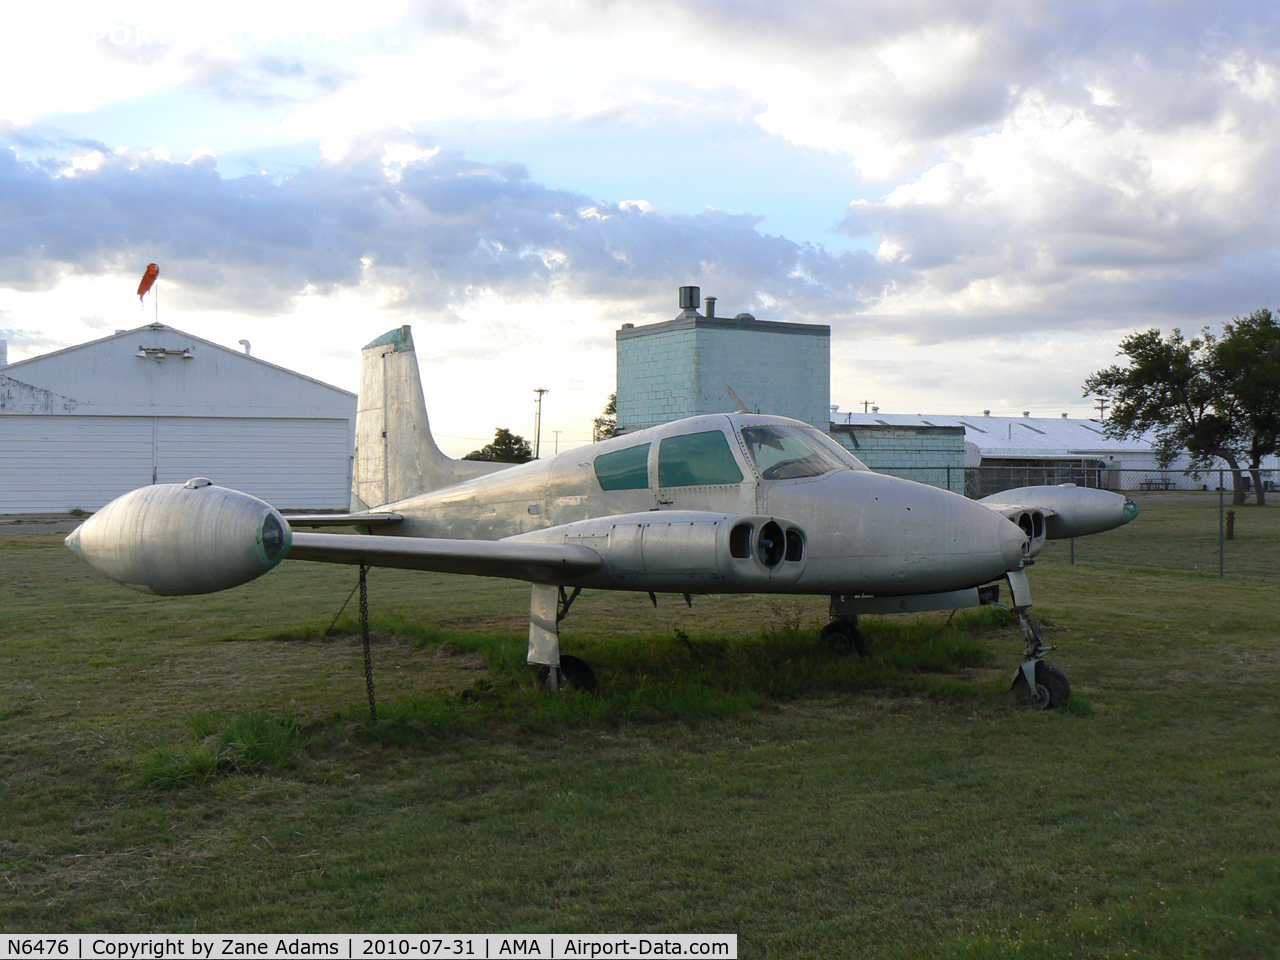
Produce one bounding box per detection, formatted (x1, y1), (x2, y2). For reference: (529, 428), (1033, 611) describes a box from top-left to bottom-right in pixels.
(1083, 313), (1280, 505)
(1211, 309), (1280, 506)
(592, 392), (618, 442)
(463, 427), (533, 463)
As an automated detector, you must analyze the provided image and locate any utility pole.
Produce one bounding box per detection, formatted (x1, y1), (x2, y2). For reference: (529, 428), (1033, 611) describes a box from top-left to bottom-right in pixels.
(1094, 398), (1109, 420)
(533, 388), (549, 459)
(553, 430), (561, 455)
(862, 400), (875, 413)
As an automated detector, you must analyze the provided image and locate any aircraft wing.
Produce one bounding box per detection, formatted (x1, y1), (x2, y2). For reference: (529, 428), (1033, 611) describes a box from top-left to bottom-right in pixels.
(287, 532), (603, 584)
(982, 502), (1057, 522)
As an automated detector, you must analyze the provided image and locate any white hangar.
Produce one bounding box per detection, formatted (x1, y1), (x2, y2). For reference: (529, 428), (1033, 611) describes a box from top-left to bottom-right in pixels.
(0, 324), (356, 514)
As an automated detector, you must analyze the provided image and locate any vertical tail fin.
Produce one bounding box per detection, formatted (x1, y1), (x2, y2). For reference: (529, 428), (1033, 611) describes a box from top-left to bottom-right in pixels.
(353, 326), (505, 507)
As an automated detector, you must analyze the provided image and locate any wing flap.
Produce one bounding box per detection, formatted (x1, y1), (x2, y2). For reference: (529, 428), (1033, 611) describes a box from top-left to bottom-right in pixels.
(287, 513), (403, 527)
(286, 532), (603, 583)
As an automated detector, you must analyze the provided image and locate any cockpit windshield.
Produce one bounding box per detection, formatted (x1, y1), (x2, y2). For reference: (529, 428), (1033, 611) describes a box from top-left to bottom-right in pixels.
(739, 424), (869, 480)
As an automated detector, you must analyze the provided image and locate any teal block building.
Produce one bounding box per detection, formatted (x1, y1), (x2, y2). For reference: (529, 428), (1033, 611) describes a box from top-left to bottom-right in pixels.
(616, 287), (831, 434)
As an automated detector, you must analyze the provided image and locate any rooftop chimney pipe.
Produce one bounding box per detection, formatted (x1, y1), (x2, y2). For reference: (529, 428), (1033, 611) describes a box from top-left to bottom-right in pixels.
(704, 296), (716, 318)
(238, 339), (251, 356)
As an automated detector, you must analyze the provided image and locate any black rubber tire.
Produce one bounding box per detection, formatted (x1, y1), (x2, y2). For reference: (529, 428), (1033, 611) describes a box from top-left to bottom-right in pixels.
(558, 655), (599, 694)
(1037, 662), (1071, 707)
(820, 620), (867, 657)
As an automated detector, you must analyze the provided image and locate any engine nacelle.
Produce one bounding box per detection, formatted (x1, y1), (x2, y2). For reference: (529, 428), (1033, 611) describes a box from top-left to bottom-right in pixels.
(65, 480), (292, 595)
(981, 484), (1140, 540)
(1008, 507), (1048, 559)
(511, 511), (807, 593)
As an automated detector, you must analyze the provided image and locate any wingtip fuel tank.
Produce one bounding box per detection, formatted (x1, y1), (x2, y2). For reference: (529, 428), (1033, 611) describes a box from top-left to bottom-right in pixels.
(65, 479), (292, 595)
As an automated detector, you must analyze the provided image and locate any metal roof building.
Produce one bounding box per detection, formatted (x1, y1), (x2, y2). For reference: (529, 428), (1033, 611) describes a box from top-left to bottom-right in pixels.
(832, 412), (1154, 466)
(0, 324), (356, 514)
(831, 411), (1279, 492)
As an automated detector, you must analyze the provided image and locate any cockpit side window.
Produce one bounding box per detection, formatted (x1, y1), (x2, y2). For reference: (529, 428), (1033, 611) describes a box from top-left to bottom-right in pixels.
(798, 426), (870, 471)
(658, 431), (745, 487)
(594, 443), (651, 490)
(740, 424), (859, 480)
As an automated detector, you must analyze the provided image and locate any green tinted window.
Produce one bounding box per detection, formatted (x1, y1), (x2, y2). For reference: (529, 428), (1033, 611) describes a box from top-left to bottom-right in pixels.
(659, 431), (745, 487)
(594, 443), (650, 491)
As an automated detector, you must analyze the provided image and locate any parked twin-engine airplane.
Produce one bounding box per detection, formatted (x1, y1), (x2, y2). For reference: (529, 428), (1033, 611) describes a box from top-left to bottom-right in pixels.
(66, 326), (1138, 706)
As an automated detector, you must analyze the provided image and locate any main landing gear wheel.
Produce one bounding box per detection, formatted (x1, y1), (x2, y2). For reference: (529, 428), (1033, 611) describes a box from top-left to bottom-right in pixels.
(820, 619), (867, 657)
(1011, 660), (1072, 709)
(536, 656), (599, 694)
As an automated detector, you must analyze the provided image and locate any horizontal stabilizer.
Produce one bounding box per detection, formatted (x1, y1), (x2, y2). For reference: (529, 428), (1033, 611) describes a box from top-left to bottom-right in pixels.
(287, 532), (603, 583)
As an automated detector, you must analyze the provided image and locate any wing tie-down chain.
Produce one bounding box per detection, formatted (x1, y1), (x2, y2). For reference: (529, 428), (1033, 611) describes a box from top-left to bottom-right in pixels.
(359, 563), (377, 721)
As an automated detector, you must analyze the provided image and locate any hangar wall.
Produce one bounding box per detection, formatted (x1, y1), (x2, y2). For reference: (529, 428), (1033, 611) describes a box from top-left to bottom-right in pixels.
(0, 324), (356, 513)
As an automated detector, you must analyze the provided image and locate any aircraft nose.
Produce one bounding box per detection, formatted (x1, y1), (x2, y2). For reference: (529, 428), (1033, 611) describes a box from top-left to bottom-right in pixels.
(1122, 498), (1140, 524)
(998, 518), (1029, 570)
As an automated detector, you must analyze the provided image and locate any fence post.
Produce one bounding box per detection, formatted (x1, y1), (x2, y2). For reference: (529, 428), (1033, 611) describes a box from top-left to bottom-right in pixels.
(946, 466), (951, 493)
(1219, 469), (1225, 578)
(1070, 538), (1075, 565)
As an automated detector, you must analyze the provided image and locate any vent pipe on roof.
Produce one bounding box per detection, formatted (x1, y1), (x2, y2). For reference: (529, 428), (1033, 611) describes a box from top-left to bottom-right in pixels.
(1062, 413), (1068, 418)
(1023, 411), (1030, 418)
(705, 296), (716, 318)
(679, 286), (700, 309)
(983, 410), (991, 416)
(238, 339), (251, 356)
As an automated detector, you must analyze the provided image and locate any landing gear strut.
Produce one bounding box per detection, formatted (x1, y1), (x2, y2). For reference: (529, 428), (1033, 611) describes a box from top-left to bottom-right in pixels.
(1003, 571), (1071, 709)
(527, 584), (597, 693)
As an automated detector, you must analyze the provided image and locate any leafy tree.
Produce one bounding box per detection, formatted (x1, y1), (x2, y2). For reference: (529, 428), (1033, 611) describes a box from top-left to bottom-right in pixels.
(1084, 312), (1280, 505)
(1211, 309), (1280, 505)
(592, 392), (618, 442)
(463, 427), (533, 463)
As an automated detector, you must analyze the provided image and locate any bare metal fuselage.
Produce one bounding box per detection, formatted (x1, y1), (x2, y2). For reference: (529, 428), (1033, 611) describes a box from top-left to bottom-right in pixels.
(376, 413), (1028, 597)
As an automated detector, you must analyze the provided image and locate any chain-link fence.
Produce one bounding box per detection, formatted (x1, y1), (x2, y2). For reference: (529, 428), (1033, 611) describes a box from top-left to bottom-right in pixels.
(880, 466), (1280, 582)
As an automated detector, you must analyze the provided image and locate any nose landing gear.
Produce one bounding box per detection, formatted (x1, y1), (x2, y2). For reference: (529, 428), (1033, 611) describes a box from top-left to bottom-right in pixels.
(1009, 610), (1072, 708)
(1004, 571), (1071, 709)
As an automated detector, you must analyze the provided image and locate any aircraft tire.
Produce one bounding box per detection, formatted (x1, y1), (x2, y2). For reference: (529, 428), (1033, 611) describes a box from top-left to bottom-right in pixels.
(1037, 662), (1071, 707)
(559, 655), (599, 694)
(820, 620), (867, 658)
(1011, 661), (1071, 708)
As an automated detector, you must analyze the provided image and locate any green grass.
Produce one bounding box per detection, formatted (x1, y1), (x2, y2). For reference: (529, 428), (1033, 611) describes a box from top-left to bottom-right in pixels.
(1, 530), (1278, 955)
(1037, 491), (1280, 579)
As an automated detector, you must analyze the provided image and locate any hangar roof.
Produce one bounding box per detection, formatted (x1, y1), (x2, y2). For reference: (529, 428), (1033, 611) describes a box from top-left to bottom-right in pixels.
(3, 323), (354, 419)
(831, 412), (1154, 459)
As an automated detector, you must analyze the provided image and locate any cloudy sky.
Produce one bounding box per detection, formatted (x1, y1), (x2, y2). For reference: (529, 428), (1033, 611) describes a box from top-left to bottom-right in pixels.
(3, 1), (1277, 454)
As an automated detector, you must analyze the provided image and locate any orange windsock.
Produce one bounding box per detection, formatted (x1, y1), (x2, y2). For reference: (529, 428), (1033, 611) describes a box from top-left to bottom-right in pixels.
(137, 263), (159, 301)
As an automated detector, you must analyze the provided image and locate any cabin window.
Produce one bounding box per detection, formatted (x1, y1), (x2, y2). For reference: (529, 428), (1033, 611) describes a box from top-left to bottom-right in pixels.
(594, 443), (651, 491)
(658, 431), (745, 487)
